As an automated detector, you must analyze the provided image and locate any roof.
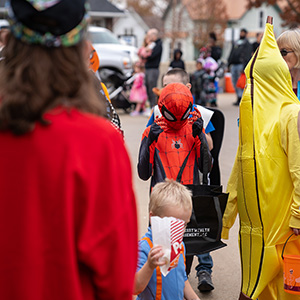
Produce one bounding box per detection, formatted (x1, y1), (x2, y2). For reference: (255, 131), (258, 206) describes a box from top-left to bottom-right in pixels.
(126, 7), (149, 32)
(163, 0), (262, 21)
(0, 0), (125, 17)
(225, 0), (286, 21)
(163, 0), (230, 21)
(223, 0), (248, 20)
(88, 0), (124, 17)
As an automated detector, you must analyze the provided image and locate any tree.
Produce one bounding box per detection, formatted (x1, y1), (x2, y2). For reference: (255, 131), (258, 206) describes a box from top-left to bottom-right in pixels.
(191, 0), (228, 49)
(247, 0), (300, 27)
(165, 0), (228, 59)
(110, 0), (168, 17)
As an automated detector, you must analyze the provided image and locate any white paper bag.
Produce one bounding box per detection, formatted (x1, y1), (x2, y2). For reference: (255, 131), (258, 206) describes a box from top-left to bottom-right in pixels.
(151, 216), (186, 276)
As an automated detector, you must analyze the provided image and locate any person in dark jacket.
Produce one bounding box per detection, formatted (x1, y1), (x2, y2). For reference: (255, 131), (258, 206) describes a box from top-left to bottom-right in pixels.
(252, 32), (263, 54)
(207, 32), (222, 62)
(145, 28), (163, 109)
(170, 49), (185, 70)
(227, 28), (253, 106)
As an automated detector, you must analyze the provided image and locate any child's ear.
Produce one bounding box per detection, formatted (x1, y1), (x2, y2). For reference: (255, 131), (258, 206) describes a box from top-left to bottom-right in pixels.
(0, 30), (10, 46)
(186, 83), (192, 90)
(149, 211), (154, 224)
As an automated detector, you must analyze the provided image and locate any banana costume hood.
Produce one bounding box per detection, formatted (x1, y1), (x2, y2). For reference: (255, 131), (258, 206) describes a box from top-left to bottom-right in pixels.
(222, 22), (300, 299)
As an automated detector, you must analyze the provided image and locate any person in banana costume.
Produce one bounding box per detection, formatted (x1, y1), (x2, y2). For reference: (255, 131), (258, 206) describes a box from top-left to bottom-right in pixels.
(222, 17), (300, 300)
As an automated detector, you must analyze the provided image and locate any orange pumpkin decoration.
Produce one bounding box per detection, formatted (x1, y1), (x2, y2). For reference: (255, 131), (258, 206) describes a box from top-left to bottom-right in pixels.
(89, 45), (100, 73)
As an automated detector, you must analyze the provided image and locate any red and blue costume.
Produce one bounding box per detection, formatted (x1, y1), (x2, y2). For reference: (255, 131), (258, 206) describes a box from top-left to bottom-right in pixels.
(138, 83), (212, 189)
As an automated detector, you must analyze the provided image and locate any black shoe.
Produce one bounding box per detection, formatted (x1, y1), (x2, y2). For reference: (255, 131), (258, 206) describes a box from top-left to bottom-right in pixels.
(197, 270), (214, 292)
(210, 102), (217, 107)
(233, 97), (241, 106)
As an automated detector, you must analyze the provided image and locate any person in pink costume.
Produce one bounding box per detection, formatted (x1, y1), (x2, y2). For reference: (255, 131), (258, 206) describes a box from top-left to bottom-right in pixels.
(130, 62), (148, 116)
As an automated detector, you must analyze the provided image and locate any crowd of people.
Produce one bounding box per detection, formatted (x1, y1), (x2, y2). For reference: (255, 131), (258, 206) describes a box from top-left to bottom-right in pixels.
(128, 30), (225, 118)
(0, 1), (299, 300)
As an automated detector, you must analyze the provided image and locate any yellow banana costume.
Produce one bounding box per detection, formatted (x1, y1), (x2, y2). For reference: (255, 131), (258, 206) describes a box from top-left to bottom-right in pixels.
(222, 22), (300, 299)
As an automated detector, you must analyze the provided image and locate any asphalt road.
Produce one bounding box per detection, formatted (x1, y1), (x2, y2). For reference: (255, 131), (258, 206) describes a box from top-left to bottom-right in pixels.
(119, 92), (241, 299)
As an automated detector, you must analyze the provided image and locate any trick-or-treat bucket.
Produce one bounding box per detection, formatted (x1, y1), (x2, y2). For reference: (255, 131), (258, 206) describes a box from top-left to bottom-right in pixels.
(282, 233), (300, 294)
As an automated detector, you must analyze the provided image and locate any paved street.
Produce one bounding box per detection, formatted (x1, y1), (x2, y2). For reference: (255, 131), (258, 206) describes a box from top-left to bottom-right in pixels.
(119, 92), (241, 299)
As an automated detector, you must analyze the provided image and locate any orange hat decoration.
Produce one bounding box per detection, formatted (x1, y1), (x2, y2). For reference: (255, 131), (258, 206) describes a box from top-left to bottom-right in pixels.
(89, 44), (100, 73)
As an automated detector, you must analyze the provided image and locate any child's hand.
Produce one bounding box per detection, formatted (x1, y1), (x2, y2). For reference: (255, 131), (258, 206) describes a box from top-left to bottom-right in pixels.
(291, 227), (300, 236)
(188, 107), (202, 124)
(154, 116), (167, 131)
(148, 122), (164, 144)
(192, 117), (204, 138)
(152, 87), (162, 97)
(189, 107), (204, 138)
(147, 245), (166, 270)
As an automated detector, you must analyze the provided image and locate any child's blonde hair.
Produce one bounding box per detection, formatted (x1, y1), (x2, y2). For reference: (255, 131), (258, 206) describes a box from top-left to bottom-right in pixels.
(134, 61), (145, 72)
(277, 29), (300, 68)
(149, 179), (192, 217)
(162, 68), (190, 85)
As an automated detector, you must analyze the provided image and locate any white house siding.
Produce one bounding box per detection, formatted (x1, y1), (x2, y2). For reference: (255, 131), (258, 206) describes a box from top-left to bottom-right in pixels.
(223, 4), (287, 62)
(239, 3), (287, 40)
(113, 10), (149, 48)
(162, 5), (195, 63)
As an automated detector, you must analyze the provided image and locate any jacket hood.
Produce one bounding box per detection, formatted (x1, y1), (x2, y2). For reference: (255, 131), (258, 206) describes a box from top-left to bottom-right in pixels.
(173, 49), (182, 58)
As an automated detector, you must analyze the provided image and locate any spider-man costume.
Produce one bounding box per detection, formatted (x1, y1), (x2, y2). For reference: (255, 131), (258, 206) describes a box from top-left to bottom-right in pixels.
(138, 83), (212, 190)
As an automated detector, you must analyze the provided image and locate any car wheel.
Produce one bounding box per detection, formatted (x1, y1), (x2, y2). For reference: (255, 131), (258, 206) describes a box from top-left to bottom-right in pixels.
(98, 68), (122, 99)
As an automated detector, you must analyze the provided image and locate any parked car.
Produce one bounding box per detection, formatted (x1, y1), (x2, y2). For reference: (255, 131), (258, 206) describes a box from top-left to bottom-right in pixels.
(88, 26), (138, 92)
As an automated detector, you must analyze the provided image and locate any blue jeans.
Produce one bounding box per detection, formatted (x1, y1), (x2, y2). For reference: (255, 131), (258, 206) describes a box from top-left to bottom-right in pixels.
(231, 64), (244, 99)
(195, 252), (213, 275)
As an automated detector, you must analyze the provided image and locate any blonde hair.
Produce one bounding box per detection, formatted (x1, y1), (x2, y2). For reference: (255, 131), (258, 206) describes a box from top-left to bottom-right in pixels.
(277, 28), (300, 68)
(163, 68), (190, 85)
(149, 179), (192, 217)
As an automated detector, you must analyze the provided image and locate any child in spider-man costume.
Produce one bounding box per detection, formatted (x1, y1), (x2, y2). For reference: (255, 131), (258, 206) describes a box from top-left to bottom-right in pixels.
(138, 82), (212, 190)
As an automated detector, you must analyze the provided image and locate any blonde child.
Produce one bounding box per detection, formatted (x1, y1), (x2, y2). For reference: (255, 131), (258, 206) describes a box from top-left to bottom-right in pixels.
(138, 35), (156, 66)
(130, 62), (148, 116)
(134, 179), (201, 300)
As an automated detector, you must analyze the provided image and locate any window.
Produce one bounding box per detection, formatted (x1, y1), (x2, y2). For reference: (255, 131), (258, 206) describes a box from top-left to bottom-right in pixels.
(89, 31), (120, 44)
(259, 11), (264, 28)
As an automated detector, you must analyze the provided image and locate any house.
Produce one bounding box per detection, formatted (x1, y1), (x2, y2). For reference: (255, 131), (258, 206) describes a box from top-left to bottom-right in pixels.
(162, 0), (287, 63)
(88, 0), (124, 30)
(223, 0), (288, 60)
(113, 7), (149, 48)
(0, 0), (125, 31)
(113, 8), (165, 48)
(162, 0), (228, 63)
(225, 0), (286, 37)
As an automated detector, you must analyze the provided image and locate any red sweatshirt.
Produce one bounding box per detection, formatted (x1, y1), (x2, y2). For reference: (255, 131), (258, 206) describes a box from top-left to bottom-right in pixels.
(0, 107), (137, 300)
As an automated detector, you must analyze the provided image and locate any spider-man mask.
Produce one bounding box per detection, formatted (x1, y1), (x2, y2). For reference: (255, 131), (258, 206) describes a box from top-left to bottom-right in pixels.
(158, 83), (193, 130)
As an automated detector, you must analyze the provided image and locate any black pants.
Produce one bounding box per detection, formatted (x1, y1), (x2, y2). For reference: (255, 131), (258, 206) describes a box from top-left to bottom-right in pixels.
(145, 68), (159, 108)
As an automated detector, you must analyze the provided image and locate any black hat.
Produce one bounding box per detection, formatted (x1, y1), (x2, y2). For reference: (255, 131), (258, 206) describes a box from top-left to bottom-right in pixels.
(7, 0), (89, 47)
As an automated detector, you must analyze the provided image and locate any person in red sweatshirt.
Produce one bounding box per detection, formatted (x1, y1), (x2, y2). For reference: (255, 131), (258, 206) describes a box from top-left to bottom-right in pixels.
(0, 1), (137, 300)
